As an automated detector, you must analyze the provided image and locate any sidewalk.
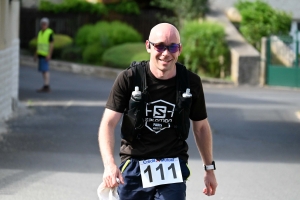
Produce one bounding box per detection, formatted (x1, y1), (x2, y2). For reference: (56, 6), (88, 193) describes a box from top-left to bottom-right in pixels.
(20, 55), (234, 85)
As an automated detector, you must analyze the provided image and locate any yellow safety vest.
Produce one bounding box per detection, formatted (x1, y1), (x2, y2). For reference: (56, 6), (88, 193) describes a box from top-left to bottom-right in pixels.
(37, 28), (53, 56)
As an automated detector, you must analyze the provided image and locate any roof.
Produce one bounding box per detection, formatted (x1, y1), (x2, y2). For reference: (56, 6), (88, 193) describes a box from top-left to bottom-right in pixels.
(210, 0), (300, 20)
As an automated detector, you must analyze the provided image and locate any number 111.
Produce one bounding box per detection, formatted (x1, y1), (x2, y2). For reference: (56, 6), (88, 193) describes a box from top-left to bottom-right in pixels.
(144, 163), (177, 183)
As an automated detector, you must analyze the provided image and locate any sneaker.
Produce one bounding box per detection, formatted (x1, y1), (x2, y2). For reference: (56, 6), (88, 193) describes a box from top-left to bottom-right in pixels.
(36, 85), (51, 93)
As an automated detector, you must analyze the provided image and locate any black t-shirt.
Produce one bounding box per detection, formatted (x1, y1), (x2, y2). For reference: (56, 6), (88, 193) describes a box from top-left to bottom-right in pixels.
(106, 62), (207, 162)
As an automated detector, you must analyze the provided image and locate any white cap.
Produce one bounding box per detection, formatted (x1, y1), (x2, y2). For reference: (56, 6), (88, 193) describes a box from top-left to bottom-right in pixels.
(40, 17), (49, 25)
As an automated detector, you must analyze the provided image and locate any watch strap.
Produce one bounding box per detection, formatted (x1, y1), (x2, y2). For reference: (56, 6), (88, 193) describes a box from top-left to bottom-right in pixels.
(204, 161), (216, 171)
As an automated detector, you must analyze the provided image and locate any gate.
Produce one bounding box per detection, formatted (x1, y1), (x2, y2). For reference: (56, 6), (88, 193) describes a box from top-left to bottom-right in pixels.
(266, 35), (300, 87)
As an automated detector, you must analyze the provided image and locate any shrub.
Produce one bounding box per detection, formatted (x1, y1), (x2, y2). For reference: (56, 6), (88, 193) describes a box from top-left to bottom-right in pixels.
(102, 43), (149, 69)
(39, 0), (139, 15)
(87, 21), (142, 47)
(75, 21), (142, 65)
(82, 43), (105, 65)
(29, 34), (73, 59)
(151, 0), (209, 28)
(235, 0), (292, 50)
(180, 21), (230, 78)
(61, 44), (82, 62)
(74, 24), (94, 48)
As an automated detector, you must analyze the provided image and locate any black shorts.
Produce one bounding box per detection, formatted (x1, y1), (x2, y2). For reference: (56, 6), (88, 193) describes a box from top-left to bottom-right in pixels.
(118, 158), (191, 200)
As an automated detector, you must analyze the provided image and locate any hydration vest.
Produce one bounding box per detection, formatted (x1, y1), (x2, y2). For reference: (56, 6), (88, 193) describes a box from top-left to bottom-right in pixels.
(121, 61), (192, 142)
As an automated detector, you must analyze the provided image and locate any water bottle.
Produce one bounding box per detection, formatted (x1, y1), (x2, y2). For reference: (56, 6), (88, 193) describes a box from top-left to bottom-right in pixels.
(131, 86), (142, 101)
(182, 88), (192, 98)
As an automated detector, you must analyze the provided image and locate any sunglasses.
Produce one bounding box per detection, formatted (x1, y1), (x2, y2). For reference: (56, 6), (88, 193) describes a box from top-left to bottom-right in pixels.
(148, 41), (181, 53)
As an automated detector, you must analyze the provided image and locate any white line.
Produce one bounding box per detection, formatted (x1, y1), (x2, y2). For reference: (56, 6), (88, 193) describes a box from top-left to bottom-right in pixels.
(206, 103), (295, 110)
(24, 100), (107, 107)
(296, 111), (300, 120)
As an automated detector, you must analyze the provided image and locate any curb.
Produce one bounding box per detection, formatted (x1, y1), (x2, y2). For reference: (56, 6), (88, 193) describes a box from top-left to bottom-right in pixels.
(20, 55), (234, 85)
(20, 55), (122, 80)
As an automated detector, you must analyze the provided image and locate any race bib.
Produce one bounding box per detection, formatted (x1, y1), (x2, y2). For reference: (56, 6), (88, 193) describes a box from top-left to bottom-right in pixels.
(139, 158), (183, 188)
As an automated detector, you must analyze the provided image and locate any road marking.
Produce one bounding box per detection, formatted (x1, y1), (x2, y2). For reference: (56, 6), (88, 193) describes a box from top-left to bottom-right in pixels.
(24, 100), (107, 107)
(296, 111), (300, 120)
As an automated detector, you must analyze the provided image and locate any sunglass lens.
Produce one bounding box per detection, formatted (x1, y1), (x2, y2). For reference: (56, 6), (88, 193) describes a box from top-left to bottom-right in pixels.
(154, 44), (166, 52)
(169, 44), (179, 53)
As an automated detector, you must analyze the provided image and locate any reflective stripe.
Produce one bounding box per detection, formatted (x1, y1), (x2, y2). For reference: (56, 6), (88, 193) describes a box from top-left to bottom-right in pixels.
(186, 163), (191, 180)
(121, 159), (131, 173)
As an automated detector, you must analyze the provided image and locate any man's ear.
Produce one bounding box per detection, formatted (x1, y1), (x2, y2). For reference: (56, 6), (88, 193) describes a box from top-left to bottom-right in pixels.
(145, 40), (151, 53)
(178, 45), (182, 56)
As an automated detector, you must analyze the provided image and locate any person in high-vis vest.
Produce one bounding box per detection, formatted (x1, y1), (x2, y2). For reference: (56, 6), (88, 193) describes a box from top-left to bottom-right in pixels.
(34, 17), (54, 93)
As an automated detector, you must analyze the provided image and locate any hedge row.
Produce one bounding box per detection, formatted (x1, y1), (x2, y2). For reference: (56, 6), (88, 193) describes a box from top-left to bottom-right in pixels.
(235, 0), (292, 50)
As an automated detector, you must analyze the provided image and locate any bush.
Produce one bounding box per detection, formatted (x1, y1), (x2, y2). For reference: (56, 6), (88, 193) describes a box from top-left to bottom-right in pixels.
(74, 24), (94, 48)
(235, 0), (292, 50)
(82, 43), (105, 65)
(180, 21), (230, 78)
(39, 0), (139, 15)
(29, 34), (73, 59)
(61, 44), (82, 62)
(151, 0), (209, 28)
(75, 21), (142, 65)
(102, 43), (149, 69)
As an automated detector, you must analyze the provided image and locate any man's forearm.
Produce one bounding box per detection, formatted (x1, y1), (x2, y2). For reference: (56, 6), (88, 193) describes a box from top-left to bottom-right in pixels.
(48, 42), (54, 57)
(193, 119), (213, 165)
(99, 123), (116, 167)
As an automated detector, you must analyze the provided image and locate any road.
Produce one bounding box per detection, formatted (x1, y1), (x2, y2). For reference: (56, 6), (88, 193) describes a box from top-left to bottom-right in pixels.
(0, 66), (300, 200)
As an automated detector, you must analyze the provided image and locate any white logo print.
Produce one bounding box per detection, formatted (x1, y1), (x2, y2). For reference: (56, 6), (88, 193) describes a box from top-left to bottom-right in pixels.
(145, 100), (175, 134)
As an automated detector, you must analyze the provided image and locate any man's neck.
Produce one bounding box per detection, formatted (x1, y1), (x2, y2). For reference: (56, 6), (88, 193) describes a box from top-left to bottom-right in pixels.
(149, 64), (176, 80)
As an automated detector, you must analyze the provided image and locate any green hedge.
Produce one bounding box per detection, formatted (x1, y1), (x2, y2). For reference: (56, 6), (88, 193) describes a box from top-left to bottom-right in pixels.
(102, 43), (149, 69)
(39, 0), (139, 15)
(180, 21), (230, 78)
(235, 0), (292, 50)
(75, 21), (142, 65)
(29, 34), (73, 59)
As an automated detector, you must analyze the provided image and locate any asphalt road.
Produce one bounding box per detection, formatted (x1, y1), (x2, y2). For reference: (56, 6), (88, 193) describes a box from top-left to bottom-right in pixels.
(0, 66), (300, 200)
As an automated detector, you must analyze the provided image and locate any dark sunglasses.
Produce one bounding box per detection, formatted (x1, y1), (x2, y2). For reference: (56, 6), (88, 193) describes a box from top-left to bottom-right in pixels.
(148, 41), (181, 53)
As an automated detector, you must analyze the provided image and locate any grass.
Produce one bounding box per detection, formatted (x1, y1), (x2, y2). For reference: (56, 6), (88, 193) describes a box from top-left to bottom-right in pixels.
(102, 43), (149, 69)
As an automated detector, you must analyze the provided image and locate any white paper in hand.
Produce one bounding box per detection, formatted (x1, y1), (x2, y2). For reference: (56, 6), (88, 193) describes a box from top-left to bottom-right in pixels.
(97, 182), (119, 200)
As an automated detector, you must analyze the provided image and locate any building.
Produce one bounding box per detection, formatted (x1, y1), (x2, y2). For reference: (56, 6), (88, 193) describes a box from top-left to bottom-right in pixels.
(0, 0), (20, 121)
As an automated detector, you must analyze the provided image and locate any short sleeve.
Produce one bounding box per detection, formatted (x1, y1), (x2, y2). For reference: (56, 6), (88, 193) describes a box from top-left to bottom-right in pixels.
(49, 33), (54, 42)
(188, 72), (207, 121)
(105, 69), (132, 113)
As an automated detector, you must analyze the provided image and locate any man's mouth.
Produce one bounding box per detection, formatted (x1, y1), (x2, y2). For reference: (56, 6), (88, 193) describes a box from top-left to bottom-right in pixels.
(159, 59), (172, 63)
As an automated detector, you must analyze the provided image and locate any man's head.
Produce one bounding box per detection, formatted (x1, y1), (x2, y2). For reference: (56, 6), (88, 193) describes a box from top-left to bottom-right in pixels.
(145, 23), (182, 76)
(40, 17), (49, 31)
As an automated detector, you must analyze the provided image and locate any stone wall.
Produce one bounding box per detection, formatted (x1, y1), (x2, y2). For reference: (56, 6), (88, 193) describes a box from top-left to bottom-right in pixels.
(207, 7), (261, 86)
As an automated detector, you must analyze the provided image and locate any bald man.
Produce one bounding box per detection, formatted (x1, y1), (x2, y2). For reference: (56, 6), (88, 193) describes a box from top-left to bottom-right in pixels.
(98, 23), (217, 200)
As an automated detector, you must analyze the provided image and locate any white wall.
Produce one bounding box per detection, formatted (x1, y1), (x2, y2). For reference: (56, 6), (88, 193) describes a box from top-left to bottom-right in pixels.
(0, 0), (20, 120)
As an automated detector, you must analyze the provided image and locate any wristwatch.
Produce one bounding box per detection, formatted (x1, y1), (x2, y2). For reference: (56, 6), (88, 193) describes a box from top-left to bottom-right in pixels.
(203, 161), (216, 171)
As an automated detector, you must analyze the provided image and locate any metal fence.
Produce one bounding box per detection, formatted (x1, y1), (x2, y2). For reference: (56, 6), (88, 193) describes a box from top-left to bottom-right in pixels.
(20, 8), (166, 49)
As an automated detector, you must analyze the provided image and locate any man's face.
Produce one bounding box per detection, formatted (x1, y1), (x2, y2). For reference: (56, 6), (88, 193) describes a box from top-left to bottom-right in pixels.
(41, 22), (48, 30)
(146, 30), (182, 73)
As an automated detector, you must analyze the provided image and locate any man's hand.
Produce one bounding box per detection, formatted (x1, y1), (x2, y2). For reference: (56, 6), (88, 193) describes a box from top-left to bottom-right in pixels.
(46, 55), (51, 61)
(103, 163), (124, 188)
(203, 171), (217, 196)
(34, 53), (37, 62)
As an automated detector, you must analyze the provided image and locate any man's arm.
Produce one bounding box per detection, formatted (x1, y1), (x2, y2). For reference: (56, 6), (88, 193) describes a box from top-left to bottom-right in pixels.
(192, 118), (218, 196)
(46, 41), (54, 61)
(98, 108), (124, 187)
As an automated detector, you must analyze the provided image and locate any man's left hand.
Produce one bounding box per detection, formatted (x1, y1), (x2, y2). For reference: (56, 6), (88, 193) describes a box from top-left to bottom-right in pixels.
(46, 55), (51, 61)
(203, 170), (217, 196)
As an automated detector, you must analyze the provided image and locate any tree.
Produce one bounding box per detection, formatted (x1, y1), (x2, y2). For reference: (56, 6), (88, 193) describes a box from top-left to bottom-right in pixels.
(151, 0), (209, 28)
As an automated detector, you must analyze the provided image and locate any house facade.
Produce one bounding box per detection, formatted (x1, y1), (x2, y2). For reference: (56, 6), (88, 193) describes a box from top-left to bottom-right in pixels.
(0, 0), (20, 120)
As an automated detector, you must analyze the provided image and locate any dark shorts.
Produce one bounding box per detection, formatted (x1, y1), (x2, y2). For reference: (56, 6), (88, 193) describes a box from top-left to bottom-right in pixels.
(38, 57), (49, 72)
(118, 158), (191, 200)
